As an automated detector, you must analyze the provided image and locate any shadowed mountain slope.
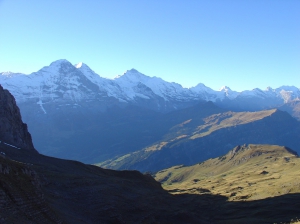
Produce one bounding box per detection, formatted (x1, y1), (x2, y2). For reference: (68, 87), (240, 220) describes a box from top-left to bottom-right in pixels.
(0, 85), (36, 152)
(0, 151), (62, 223)
(100, 109), (300, 172)
(20, 101), (225, 164)
(279, 99), (300, 120)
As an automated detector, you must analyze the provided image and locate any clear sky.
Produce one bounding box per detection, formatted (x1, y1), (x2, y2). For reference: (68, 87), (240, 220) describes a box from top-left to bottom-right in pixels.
(0, 0), (299, 91)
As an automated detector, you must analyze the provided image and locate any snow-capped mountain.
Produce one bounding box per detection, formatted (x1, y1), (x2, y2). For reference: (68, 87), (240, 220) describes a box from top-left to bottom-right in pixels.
(114, 68), (198, 102)
(1, 59), (300, 113)
(1, 59), (299, 164)
(1, 60), (102, 103)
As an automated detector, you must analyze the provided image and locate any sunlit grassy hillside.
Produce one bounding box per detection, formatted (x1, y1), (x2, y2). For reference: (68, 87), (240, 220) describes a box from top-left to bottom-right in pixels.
(155, 144), (300, 201)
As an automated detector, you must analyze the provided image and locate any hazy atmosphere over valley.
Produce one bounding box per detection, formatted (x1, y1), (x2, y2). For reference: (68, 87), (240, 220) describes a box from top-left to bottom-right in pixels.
(0, 1), (300, 223)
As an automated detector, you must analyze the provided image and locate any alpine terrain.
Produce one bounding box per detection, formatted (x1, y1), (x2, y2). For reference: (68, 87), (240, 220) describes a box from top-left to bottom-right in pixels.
(1, 59), (300, 166)
(1, 84), (300, 223)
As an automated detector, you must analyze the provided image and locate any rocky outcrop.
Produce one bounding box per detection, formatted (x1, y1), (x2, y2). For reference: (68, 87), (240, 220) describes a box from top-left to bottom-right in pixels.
(0, 85), (36, 152)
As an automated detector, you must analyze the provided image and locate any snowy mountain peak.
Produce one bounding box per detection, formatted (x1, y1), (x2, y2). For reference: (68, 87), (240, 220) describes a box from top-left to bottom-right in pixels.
(116, 69), (149, 81)
(218, 86), (239, 100)
(75, 61), (103, 81)
(1, 71), (14, 77)
(127, 68), (139, 73)
(277, 85), (299, 92)
(49, 59), (71, 67)
(75, 62), (83, 68)
(1, 71), (13, 75)
(190, 83), (214, 93)
(40, 59), (76, 75)
(124, 68), (144, 76)
(219, 86), (232, 92)
(1, 59), (300, 113)
(193, 83), (207, 88)
(74, 62), (92, 72)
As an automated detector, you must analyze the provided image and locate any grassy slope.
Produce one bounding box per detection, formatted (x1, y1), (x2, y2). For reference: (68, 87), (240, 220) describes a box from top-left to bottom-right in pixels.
(155, 144), (300, 201)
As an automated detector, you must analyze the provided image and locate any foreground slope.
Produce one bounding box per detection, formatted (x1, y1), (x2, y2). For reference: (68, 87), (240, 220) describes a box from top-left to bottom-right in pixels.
(155, 144), (300, 201)
(0, 145), (167, 223)
(2, 144), (300, 223)
(100, 109), (300, 172)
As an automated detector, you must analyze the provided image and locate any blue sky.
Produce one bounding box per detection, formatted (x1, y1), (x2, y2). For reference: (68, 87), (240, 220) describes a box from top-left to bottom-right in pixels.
(0, 0), (299, 91)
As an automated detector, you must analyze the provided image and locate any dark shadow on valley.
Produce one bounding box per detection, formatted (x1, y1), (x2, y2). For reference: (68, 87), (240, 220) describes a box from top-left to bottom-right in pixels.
(169, 192), (300, 224)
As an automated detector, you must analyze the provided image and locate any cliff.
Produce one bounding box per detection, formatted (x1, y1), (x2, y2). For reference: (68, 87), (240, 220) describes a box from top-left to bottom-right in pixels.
(0, 85), (36, 152)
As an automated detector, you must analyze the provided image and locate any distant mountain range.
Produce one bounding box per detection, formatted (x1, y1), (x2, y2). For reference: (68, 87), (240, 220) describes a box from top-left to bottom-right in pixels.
(1, 59), (300, 165)
(1, 59), (300, 113)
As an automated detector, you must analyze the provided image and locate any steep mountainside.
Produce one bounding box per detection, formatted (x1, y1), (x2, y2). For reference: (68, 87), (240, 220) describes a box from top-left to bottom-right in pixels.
(13, 101), (226, 164)
(155, 144), (300, 201)
(279, 99), (300, 120)
(0, 85), (36, 152)
(23, 104), (164, 163)
(100, 109), (300, 172)
(1, 81), (300, 223)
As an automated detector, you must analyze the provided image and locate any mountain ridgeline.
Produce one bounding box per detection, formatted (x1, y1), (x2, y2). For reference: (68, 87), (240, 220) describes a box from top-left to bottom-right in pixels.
(1, 59), (300, 167)
(155, 144), (300, 201)
(1, 59), (300, 113)
(100, 109), (300, 172)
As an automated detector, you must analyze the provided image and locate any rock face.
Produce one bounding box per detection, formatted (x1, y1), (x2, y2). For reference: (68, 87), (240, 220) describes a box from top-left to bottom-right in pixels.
(0, 85), (36, 152)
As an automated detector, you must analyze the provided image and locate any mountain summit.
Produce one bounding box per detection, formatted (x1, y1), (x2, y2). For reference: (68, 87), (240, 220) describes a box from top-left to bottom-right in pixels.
(1, 59), (300, 113)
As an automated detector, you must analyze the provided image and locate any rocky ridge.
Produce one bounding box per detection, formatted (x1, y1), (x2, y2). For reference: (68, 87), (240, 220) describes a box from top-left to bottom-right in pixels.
(0, 85), (36, 152)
